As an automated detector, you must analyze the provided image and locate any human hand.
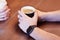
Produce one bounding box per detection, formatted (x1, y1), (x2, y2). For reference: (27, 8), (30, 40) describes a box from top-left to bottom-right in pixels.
(0, 6), (10, 21)
(18, 10), (38, 33)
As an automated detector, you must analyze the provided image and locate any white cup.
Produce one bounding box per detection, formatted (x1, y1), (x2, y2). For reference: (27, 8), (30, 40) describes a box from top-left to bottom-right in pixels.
(0, 0), (7, 11)
(0, 0), (9, 21)
(20, 6), (36, 18)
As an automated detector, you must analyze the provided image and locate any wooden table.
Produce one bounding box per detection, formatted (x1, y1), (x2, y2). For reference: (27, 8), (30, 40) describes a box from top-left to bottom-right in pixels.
(0, 0), (60, 40)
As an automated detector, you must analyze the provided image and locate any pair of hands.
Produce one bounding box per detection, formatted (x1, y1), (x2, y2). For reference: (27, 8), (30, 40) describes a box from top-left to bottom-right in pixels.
(18, 10), (40, 33)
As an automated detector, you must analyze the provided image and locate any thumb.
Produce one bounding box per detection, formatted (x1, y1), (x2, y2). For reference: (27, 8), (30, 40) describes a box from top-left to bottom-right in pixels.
(33, 10), (38, 19)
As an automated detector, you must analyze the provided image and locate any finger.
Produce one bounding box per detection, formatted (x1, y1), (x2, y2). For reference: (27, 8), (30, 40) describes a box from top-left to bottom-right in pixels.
(18, 15), (23, 20)
(18, 10), (30, 19)
(0, 6), (8, 13)
(0, 9), (10, 18)
(18, 10), (21, 15)
(0, 17), (8, 21)
(33, 10), (38, 18)
(0, 8), (10, 16)
(18, 11), (24, 20)
(2, 6), (9, 12)
(18, 11), (24, 17)
(3, 8), (10, 15)
(6, 11), (10, 18)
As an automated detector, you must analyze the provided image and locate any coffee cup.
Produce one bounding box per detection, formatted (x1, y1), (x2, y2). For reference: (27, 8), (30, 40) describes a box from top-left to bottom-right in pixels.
(21, 6), (36, 18)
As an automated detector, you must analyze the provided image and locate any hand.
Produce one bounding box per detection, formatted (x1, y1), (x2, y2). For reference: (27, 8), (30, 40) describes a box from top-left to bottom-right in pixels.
(0, 6), (10, 21)
(36, 10), (47, 20)
(18, 10), (38, 33)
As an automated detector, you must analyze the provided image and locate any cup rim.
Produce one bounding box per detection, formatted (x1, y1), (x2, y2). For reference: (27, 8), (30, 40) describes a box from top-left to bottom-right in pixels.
(21, 6), (36, 13)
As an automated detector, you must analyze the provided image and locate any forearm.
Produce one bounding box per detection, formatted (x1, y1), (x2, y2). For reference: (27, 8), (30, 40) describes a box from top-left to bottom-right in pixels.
(30, 27), (60, 40)
(38, 10), (60, 21)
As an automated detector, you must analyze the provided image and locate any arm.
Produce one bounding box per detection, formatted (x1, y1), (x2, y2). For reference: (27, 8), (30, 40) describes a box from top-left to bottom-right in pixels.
(18, 10), (60, 40)
(38, 10), (60, 21)
(30, 27), (60, 40)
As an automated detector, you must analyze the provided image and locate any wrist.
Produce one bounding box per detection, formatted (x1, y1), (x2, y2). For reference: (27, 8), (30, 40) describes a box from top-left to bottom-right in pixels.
(26, 25), (37, 35)
(30, 27), (39, 37)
